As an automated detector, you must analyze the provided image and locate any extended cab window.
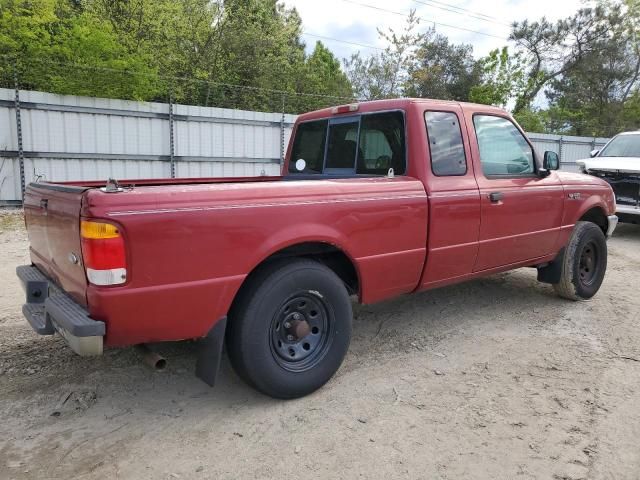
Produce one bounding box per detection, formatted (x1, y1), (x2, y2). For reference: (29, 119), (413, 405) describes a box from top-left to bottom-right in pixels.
(425, 111), (466, 176)
(288, 111), (405, 176)
(357, 111), (405, 175)
(473, 115), (535, 176)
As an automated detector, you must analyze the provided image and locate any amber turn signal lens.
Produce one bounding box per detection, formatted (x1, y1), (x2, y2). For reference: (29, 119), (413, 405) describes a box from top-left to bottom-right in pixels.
(81, 220), (120, 239)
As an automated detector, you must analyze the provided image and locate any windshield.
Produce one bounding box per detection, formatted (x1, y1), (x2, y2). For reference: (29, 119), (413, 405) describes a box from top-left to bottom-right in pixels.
(599, 134), (640, 157)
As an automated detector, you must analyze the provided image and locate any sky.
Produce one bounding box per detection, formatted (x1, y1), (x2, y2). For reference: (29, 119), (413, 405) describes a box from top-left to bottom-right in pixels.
(282, 0), (588, 61)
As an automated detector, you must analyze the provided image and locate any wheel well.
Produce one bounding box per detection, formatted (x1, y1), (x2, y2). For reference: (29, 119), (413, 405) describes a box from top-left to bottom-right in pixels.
(579, 207), (607, 235)
(243, 242), (359, 297)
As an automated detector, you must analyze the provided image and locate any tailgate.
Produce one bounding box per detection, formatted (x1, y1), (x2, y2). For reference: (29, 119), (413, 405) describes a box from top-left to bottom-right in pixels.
(23, 184), (90, 306)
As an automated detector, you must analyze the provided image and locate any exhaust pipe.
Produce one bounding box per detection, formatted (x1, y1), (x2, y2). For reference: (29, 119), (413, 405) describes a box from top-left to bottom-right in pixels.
(135, 344), (167, 371)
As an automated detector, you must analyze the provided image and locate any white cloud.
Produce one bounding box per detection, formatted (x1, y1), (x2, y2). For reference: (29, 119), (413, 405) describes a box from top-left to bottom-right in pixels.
(283, 0), (590, 60)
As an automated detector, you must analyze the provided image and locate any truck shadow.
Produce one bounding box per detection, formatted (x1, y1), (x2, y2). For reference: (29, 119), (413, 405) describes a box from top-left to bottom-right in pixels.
(1, 266), (563, 407)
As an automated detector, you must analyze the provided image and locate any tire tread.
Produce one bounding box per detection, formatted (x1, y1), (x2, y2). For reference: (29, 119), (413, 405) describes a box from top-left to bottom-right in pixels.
(553, 221), (607, 301)
(226, 258), (352, 398)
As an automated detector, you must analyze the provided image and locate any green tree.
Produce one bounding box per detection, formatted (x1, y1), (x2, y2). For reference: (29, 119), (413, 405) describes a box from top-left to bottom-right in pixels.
(0, 0), (159, 99)
(343, 11), (424, 100)
(1, 0), (355, 113)
(406, 27), (481, 102)
(469, 47), (528, 107)
(293, 41), (353, 111)
(513, 108), (547, 132)
(543, 0), (640, 136)
(510, 3), (622, 114)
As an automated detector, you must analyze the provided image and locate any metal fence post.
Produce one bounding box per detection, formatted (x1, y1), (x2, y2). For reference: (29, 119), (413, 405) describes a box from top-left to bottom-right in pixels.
(168, 88), (176, 178)
(558, 136), (564, 165)
(280, 93), (286, 168)
(13, 60), (25, 201)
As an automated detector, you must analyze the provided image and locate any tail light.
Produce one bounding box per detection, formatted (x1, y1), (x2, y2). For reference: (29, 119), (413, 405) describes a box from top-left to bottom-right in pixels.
(80, 220), (127, 286)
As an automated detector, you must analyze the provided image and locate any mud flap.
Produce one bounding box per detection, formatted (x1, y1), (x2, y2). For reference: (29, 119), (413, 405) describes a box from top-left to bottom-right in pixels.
(537, 248), (565, 284)
(195, 316), (227, 387)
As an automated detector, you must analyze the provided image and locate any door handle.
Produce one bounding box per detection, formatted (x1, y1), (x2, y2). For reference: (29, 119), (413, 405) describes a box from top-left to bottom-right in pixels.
(39, 199), (48, 209)
(488, 192), (504, 203)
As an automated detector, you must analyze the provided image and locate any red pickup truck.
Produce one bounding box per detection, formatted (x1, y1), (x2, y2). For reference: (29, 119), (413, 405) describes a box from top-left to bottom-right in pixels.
(17, 99), (617, 399)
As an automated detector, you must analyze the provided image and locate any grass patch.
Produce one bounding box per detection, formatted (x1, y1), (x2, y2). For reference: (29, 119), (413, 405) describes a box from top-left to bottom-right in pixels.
(0, 209), (25, 233)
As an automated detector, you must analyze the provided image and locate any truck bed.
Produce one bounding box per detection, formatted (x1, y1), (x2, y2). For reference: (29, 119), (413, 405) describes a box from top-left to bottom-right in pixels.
(23, 176), (428, 346)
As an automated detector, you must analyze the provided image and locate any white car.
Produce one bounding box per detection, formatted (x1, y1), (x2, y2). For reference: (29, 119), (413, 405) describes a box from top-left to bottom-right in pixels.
(576, 131), (640, 224)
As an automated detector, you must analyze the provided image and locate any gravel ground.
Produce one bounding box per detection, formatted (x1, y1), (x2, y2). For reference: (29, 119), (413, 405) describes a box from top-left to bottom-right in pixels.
(1, 209), (639, 480)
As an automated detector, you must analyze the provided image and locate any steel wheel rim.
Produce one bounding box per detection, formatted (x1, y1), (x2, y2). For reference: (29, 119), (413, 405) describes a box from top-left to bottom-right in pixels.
(578, 240), (599, 286)
(269, 293), (333, 372)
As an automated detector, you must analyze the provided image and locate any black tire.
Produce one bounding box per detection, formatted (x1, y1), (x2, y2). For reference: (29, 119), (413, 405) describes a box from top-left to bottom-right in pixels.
(553, 221), (607, 301)
(226, 258), (352, 399)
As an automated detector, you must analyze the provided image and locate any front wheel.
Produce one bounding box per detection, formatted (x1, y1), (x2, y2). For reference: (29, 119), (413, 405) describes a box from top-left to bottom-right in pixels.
(227, 259), (352, 399)
(553, 221), (608, 300)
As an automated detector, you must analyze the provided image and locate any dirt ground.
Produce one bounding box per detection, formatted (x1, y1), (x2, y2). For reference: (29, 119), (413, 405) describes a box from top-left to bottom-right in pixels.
(1, 209), (639, 480)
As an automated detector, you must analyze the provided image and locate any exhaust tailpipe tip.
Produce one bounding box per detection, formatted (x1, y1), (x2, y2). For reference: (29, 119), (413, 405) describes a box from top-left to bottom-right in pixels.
(135, 344), (167, 371)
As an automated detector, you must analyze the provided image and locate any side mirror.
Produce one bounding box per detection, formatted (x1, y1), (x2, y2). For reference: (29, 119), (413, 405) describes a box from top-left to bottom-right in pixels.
(543, 151), (560, 170)
(590, 149), (600, 158)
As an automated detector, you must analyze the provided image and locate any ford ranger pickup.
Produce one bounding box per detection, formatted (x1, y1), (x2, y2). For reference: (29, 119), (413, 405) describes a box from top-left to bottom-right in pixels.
(16, 99), (618, 399)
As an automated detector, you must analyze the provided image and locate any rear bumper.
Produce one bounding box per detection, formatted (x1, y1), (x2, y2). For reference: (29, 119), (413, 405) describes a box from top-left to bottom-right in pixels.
(16, 265), (104, 356)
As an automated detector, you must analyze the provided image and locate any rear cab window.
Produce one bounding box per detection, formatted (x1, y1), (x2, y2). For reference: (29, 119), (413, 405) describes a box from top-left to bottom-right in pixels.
(288, 111), (406, 176)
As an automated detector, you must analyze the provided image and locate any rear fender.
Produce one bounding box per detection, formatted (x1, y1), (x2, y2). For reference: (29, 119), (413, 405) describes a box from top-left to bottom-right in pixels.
(234, 222), (361, 299)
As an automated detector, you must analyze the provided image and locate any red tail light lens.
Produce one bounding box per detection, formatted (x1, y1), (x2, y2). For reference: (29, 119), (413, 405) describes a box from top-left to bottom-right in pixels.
(80, 220), (127, 285)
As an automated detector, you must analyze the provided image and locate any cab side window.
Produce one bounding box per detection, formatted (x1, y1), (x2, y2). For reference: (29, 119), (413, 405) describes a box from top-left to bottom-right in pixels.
(473, 115), (535, 176)
(356, 111), (406, 175)
(425, 111), (467, 176)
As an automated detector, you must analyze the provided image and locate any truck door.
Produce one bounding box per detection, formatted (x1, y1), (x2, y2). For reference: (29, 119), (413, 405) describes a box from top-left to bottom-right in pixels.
(420, 107), (481, 288)
(466, 113), (564, 271)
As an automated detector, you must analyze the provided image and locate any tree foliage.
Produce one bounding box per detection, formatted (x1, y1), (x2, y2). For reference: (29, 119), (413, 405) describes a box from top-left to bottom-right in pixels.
(0, 0), (159, 99)
(469, 47), (528, 108)
(344, 13), (481, 103)
(540, 0), (640, 135)
(0, 0), (352, 112)
(406, 27), (481, 102)
(472, 0), (640, 136)
(509, 5), (621, 114)
(343, 11), (424, 100)
(1, 0), (639, 135)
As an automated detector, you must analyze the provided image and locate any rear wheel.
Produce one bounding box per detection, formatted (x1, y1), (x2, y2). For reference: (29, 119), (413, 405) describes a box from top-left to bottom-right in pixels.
(227, 259), (352, 399)
(553, 221), (607, 300)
